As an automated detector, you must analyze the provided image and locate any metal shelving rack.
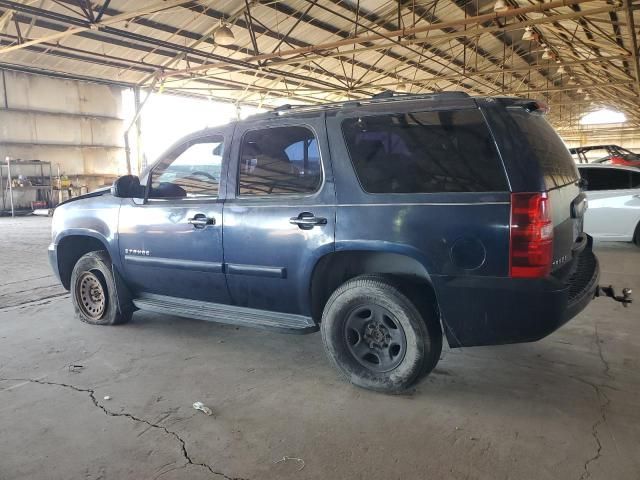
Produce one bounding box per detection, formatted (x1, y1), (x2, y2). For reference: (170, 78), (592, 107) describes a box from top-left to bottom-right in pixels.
(0, 158), (54, 217)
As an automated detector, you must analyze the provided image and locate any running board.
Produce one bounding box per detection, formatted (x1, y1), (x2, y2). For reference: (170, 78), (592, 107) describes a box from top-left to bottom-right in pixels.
(132, 294), (318, 334)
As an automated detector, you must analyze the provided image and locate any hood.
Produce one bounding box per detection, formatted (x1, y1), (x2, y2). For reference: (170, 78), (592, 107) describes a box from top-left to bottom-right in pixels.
(56, 186), (111, 208)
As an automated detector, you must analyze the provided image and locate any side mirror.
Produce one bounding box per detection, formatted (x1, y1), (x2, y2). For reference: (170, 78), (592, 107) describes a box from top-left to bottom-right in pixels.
(111, 175), (144, 198)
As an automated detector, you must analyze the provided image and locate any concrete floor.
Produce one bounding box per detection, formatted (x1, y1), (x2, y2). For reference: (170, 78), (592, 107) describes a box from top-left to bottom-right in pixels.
(0, 216), (639, 480)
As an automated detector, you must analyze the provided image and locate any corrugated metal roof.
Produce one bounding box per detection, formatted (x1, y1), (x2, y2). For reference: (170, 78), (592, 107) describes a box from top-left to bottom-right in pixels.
(0, 0), (637, 130)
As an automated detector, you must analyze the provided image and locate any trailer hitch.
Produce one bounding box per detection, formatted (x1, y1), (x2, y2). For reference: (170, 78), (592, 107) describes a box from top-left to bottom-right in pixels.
(595, 285), (632, 307)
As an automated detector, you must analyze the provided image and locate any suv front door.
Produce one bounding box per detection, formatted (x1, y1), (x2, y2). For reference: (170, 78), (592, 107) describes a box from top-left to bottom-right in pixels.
(223, 117), (335, 316)
(118, 131), (231, 303)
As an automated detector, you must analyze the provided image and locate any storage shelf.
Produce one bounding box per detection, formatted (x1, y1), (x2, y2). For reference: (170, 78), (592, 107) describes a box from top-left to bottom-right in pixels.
(1, 160), (53, 216)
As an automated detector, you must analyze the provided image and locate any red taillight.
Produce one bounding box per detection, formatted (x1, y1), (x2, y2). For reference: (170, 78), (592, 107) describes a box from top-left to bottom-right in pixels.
(509, 192), (553, 278)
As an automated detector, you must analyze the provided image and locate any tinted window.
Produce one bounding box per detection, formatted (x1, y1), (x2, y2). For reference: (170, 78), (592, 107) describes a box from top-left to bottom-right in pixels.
(150, 137), (223, 198)
(580, 167), (631, 191)
(238, 126), (321, 196)
(631, 171), (640, 188)
(341, 109), (507, 194)
(506, 110), (579, 188)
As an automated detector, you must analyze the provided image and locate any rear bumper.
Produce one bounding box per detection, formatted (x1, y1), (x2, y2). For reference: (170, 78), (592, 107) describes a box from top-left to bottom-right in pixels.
(434, 235), (600, 347)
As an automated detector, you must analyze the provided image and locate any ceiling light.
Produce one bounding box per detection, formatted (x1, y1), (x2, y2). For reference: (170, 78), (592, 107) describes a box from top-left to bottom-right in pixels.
(494, 0), (509, 13)
(584, 93), (591, 100)
(557, 66), (566, 74)
(522, 26), (534, 41)
(214, 22), (235, 46)
(577, 88), (583, 94)
(542, 48), (552, 60)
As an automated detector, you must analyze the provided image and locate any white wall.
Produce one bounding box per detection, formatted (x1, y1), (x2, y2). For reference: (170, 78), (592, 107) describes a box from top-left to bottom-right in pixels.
(0, 70), (128, 179)
(562, 127), (640, 151)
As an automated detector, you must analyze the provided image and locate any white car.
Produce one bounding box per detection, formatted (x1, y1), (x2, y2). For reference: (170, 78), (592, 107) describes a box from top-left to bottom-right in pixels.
(577, 164), (640, 246)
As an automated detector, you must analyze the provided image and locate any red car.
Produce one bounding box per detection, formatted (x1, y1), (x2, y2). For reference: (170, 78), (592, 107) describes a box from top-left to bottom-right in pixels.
(569, 144), (640, 167)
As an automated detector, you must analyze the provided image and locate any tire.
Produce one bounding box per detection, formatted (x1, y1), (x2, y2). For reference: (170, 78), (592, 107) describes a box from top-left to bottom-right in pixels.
(321, 275), (442, 393)
(70, 250), (133, 325)
(634, 221), (640, 247)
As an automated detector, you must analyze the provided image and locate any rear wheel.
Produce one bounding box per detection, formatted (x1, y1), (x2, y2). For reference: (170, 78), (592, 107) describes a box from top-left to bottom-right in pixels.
(321, 275), (442, 393)
(634, 221), (640, 247)
(71, 251), (133, 325)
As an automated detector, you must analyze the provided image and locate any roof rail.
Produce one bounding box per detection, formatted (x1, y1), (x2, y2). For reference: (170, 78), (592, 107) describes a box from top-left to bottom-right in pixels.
(248, 91), (472, 120)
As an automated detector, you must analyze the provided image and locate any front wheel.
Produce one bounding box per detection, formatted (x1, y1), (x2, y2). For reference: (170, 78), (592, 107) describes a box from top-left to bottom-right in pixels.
(71, 251), (133, 325)
(321, 275), (442, 393)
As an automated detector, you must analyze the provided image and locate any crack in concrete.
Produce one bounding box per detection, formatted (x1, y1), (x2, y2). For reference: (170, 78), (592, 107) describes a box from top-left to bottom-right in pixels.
(0, 284), (61, 297)
(570, 376), (611, 480)
(573, 322), (616, 480)
(450, 341), (616, 480)
(0, 377), (248, 480)
(0, 292), (70, 311)
(594, 324), (612, 380)
(0, 274), (54, 287)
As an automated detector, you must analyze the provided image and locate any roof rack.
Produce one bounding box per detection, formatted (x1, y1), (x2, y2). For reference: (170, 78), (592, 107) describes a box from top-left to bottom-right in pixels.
(248, 91), (471, 120)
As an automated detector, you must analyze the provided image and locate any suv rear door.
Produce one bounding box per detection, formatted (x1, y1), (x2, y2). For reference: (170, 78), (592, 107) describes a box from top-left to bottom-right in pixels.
(222, 115), (335, 316)
(487, 102), (584, 273)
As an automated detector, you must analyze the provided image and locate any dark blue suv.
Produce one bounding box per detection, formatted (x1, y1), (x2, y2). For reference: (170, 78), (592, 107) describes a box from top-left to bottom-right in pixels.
(49, 92), (613, 392)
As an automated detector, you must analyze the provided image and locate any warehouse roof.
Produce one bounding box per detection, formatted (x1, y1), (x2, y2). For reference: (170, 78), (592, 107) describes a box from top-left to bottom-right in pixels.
(0, 0), (638, 133)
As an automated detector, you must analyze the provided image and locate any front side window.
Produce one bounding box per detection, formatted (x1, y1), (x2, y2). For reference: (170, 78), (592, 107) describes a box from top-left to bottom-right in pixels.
(238, 126), (322, 196)
(150, 136), (223, 199)
(341, 109), (508, 194)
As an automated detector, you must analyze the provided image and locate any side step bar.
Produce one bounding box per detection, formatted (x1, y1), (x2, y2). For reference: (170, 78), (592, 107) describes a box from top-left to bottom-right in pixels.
(132, 294), (318, 334)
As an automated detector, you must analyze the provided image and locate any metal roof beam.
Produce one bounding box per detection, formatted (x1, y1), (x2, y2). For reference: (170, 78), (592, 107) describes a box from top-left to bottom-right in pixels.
(0, 0), (195, 54)
(623, 0), (640, 94)
(257, 1), (486, 96)
(398, 0), (540, 93)
(312, 0), (505, 96)
(0, 3), (351, 94)
(166, 0), (602, 77)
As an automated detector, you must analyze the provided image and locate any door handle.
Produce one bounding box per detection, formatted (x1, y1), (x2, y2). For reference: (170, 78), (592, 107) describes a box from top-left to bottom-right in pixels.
(188, 214), (215, 228)
(289, 212), (327, 230)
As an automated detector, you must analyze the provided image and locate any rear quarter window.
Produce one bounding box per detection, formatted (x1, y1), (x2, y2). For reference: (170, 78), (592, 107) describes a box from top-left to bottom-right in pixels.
(506, 110), (579, 189)
(341, 109), (508, 194)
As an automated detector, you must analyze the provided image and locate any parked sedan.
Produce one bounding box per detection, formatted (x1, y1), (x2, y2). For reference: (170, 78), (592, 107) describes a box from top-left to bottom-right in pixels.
(577, 164), (640, 246)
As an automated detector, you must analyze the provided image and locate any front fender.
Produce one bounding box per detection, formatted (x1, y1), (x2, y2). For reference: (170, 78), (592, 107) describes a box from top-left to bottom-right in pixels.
(51, 196), (122, 271)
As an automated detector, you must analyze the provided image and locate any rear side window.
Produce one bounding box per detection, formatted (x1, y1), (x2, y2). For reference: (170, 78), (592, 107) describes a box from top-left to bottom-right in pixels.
(580, 167), (635, 191)
(238, 126), (322, 196)
(506, 110), (579, 189)
(341, 109), (507, 194)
